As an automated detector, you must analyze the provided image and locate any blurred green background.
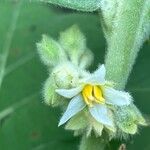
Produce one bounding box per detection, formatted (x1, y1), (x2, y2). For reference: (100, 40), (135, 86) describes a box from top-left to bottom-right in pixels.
(0, 1), (150, 150)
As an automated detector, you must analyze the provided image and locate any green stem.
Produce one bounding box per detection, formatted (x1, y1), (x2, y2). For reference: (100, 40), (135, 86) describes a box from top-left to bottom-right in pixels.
(104, 0), (150, 89)
(79, 135), (107, 150)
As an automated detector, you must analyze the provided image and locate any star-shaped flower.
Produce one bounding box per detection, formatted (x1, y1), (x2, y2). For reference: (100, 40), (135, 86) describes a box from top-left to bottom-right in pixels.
(56, 65), (132, 128)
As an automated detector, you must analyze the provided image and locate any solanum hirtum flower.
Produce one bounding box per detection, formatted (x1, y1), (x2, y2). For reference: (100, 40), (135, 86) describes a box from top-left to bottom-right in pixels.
(56, 64), (132, 129)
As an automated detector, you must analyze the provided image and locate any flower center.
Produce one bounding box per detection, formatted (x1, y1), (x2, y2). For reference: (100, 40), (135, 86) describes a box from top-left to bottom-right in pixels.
(82, 84), (105, 107)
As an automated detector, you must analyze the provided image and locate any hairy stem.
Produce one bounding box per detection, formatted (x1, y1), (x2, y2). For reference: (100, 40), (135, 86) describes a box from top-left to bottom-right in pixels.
(104, 0), (150, 89)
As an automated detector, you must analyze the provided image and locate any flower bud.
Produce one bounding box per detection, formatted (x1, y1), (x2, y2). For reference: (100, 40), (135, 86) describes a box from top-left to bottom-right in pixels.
(52, 62), (79, 88)
(115, 104), (146, 135)
(37, 34), (66, 66)
(43, 76), (65, 107)
(59, 25), (86, 66)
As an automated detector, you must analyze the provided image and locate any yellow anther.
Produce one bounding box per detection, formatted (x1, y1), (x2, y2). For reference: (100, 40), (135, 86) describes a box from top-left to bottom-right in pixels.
(82, 92), (90, 105)
(82, 84), (105, 106)
(82, 85), (93, 105)
(93, 86), (105, 104)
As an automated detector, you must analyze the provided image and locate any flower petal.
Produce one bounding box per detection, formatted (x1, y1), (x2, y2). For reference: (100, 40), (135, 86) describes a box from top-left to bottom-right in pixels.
(93, 64), (106, 79)
(58, 94), (86, 126)
(82, 64), (106, 85)
(89, 104), (114, 127)
(104, 87), (132, 106)
(56, 86), (82, 98)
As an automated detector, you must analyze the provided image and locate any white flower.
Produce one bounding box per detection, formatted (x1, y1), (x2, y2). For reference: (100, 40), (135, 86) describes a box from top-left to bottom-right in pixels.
(56, 64), (132, 129)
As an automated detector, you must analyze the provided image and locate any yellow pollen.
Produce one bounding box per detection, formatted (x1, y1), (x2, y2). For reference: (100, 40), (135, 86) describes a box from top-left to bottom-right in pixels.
(82, 84), (105, 106)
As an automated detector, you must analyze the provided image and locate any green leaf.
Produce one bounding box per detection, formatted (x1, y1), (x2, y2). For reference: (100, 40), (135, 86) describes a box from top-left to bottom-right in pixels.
(0, 0), (22, 89)
(0, 1), (102, 150)
(40, 0), (101, 12)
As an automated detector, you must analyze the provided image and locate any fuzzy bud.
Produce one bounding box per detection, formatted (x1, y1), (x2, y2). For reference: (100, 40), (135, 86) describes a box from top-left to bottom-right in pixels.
(37, 35), (67, 66)
(51, 62), (79, 88)
(115, 104), (146, 135)
(59, 25), (86, 66)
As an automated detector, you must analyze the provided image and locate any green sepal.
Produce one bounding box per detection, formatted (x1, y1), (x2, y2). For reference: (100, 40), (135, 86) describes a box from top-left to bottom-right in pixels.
(65, 110), (88, 131)
(43, 76), (66, 107)
(90, 118), (104, 137)
(37, 34), (66, 66)
(65, 110), (106, 138)
(132, 104), (147, 126)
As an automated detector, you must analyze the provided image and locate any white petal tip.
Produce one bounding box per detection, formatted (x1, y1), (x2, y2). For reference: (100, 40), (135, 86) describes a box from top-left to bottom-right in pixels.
(99, 64), (105, 72)
(58, 122), (62, 127)
(57, 95), (85, 128)
(101, 64), (105, 68)
(58, 119), (65, 127)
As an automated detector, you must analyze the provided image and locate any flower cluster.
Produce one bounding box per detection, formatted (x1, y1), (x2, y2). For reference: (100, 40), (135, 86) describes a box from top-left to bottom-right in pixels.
(37, 25), (146, 139)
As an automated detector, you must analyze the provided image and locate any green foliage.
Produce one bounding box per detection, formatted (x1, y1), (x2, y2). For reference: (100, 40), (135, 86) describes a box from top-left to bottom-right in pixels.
(0, 0), (22, 89)
(0, 1), (150, 150)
